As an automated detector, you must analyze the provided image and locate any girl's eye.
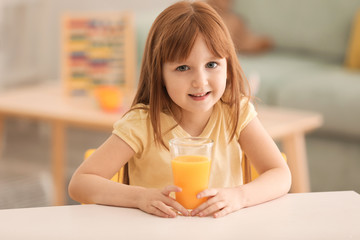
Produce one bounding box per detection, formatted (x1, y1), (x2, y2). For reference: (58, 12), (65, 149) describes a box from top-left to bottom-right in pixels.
(206, 62), (218, 68)
(176, 65), (189, 72)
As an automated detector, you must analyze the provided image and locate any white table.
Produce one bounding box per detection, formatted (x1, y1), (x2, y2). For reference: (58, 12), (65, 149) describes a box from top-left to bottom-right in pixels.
(0, 191), (358, 240)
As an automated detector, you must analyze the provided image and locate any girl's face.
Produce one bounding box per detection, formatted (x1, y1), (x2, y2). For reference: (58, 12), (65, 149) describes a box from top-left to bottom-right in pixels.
(162, 35), (227, 119)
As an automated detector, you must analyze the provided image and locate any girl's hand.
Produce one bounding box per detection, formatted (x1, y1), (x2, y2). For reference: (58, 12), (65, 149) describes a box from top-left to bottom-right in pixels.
(137, 185), (189, 218)
(191, 187), (244, 218)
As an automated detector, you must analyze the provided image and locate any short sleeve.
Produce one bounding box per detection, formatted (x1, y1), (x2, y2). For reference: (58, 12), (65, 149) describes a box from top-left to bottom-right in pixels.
(112, 107), (150, 153)
(237, 98), (258, 134)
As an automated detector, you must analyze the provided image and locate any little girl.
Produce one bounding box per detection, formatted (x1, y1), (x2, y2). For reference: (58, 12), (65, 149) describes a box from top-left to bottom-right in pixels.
(68, 1), (291, 218)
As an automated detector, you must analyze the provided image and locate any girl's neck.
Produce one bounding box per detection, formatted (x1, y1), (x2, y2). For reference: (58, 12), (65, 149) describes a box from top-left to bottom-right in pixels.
(172, 105), (214, 137)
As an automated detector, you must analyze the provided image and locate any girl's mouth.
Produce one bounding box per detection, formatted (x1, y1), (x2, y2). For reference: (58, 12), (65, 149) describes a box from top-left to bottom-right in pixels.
(188, 91), (211, 100)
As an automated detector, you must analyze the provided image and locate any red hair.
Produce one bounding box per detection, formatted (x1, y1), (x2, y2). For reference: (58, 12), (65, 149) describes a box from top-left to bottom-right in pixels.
(132, 1), (250, 147)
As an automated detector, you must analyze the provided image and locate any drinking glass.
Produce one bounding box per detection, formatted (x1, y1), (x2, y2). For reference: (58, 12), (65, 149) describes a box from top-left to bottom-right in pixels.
(169, 137), (213, 210)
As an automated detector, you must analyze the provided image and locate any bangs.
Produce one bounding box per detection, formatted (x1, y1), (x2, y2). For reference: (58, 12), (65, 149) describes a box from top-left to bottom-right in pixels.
(159, 3), (232, 63)
(162, 20), (200, 63)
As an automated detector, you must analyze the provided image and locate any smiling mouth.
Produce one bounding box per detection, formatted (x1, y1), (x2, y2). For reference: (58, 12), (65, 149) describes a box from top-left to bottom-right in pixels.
(188, 92), (211, 97)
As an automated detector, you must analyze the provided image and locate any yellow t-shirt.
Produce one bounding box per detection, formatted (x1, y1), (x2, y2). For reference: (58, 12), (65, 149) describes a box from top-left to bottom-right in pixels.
(112, 99), (257, 189)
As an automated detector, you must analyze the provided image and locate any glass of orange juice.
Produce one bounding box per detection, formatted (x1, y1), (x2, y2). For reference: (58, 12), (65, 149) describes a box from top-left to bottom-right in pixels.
(169, 137), (213, 210)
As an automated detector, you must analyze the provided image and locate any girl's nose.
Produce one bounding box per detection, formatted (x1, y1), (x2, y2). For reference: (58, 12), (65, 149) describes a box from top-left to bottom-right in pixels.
(191, 69), (208, 88)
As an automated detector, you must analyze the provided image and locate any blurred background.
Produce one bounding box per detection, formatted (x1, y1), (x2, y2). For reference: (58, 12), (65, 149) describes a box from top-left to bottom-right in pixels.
(0, 0), (359, 209)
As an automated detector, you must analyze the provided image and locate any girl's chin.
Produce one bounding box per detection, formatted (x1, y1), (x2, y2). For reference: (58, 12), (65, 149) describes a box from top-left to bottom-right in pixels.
(184, 104), (214, 114)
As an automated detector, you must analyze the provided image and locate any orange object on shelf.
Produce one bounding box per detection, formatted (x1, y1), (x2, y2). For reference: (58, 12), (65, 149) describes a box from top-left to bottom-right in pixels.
(94, 86), (122, 112)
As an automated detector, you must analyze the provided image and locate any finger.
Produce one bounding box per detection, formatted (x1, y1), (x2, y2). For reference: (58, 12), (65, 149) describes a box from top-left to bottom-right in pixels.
(149, 206), (172, 218)
(152, 201), (177, 218)
(213, 206), (232, 218)
(161, 185), (182, 196)
(191, 191), (220, 216)
(163, 196), (190, 216)
(196, 201), (227, 217)
(196, 188), (218, 199)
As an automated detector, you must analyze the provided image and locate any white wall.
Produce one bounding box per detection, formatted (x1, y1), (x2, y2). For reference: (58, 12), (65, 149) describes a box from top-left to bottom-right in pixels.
(0, 0), (50, 88)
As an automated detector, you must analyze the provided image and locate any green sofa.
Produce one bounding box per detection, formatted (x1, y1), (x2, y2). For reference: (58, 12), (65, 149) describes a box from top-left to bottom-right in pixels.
(234, 0), (360, 192)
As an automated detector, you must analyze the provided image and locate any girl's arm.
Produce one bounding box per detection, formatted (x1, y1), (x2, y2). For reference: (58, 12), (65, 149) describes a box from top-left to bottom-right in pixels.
(68, 134), (189, 218)
(192, 116), (292, 218)
(237, 116), (292, 205)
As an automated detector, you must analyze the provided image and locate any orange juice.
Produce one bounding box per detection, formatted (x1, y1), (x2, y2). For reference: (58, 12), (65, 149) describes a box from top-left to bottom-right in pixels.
(171, 155), (211, 209)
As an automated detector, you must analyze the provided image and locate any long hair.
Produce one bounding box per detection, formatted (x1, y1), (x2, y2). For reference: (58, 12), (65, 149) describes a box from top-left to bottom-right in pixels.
(132, 1), (250, 148)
